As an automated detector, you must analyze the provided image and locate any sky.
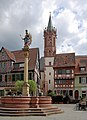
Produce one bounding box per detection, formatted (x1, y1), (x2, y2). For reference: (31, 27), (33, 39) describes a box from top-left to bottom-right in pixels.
(0, 0), (87, 57)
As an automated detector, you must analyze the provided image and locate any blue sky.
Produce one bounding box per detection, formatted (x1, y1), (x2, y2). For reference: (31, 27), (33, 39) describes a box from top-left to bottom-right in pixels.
(0, 0), (87, 56)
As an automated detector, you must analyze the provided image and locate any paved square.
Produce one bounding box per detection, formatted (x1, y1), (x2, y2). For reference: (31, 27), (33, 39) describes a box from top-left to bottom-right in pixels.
(0, 104), (86, 120)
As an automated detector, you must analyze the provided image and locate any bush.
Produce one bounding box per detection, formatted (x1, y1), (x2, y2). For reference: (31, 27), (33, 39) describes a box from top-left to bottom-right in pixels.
(47, 90), (55, 97)
(52, 95), (63, 104)
(63, 95), (71, 104)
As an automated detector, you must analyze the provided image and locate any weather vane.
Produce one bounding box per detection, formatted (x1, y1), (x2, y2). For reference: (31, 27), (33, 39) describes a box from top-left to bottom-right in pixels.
(20, 30), (32, 48)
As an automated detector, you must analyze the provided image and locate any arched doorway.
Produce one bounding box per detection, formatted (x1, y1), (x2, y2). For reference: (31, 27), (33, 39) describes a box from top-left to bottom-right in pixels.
(75, 90), (79, 99)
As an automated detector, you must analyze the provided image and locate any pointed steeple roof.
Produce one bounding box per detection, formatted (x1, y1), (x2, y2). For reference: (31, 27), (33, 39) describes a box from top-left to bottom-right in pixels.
(47, 12), (54, 31)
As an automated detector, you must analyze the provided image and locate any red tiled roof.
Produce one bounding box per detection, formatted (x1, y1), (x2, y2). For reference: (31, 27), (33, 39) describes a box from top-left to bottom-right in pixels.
(54, 53), (75, 67)
(75, 55), (87, 74)
(75, 55), (87, 66)
(12, 48), (39, 70)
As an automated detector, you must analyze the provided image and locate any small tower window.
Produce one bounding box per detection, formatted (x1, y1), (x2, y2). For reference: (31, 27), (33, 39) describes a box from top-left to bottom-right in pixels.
(49, 62), (51, 65)
(49, 50), (51, 55)
(49, 72), (51, 75)
(49, 80), (51, 84)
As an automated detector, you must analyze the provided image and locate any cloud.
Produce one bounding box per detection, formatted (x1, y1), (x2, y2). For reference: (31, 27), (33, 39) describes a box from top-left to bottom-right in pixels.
(52, 0), (87, 55)
(0, 0), (87, 57)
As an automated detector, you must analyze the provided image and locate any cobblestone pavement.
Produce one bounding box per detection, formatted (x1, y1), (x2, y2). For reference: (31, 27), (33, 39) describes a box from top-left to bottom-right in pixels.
(0, 104), (87, 120)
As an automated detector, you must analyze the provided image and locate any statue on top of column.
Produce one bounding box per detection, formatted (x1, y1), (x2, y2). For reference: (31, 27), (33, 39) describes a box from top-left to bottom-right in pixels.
(20, 30), (32, 48)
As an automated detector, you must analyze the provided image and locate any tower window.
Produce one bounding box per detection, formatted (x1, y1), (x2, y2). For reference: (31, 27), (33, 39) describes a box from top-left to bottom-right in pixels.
(49, 50), (51, 55)
(49, 80), (51, 84)
(49, 72), (51, 75)
(49, 62), (51, 65)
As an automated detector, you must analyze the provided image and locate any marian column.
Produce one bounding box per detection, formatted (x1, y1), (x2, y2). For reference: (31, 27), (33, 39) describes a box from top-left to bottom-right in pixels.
(21, 30), (32, 96)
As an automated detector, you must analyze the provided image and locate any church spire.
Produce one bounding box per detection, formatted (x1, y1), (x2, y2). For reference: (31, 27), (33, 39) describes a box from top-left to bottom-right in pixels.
(47, 12), (54, 31)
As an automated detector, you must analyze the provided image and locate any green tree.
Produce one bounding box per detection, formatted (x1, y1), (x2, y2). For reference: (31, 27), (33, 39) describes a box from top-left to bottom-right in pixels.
(28, 80), (37, 96)
(15, 80), (24, 93)
(15, 80), (37, 96)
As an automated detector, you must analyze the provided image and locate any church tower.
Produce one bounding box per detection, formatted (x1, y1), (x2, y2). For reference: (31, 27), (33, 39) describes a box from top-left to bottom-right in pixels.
(44, 13), (56, 57)
(43, 13), (57, 94)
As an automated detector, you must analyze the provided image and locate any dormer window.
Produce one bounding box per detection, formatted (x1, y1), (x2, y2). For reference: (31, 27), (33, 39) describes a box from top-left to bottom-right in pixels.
(80, 67), (86, 72)
(2, 51), (4, 56)
(13, 63), (24, 69)
(20, 63), (24, 68)
(13, 63), (19, 69)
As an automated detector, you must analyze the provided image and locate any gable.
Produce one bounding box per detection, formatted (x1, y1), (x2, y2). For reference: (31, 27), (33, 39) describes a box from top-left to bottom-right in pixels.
(12, 48), (40, 71)
(0, 47), (15, 62)
(0, 48), (10, 61)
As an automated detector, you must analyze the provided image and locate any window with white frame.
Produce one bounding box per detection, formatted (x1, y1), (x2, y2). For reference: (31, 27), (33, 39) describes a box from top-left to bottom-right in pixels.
(82, 91), (86, 98)
(80, 67), (86, 72)
(20, 63), (24, 68)
(79, 77), (87, 84)
(66, 70), (71, 74)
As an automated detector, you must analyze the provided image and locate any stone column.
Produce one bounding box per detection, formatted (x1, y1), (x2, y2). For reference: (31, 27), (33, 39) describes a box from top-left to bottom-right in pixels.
(21, 30), (32, 96)
(22, 47), (29, 96)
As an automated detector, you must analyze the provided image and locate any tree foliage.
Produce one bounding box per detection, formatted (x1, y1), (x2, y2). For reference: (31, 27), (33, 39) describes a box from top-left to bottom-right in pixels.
(15, 80), (37, 96)
(28, 80), (37, 95)
(15, 80), (24, 93)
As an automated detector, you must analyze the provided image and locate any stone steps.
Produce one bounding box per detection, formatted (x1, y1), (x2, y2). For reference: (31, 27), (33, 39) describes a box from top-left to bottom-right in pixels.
(0, 107), (64, 116)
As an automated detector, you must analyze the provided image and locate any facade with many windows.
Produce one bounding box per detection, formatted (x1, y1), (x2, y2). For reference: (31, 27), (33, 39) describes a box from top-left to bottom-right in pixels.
(0, 47), (40, 96)
(53, 53), (75, 97)
(75, 56), (87, 99)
